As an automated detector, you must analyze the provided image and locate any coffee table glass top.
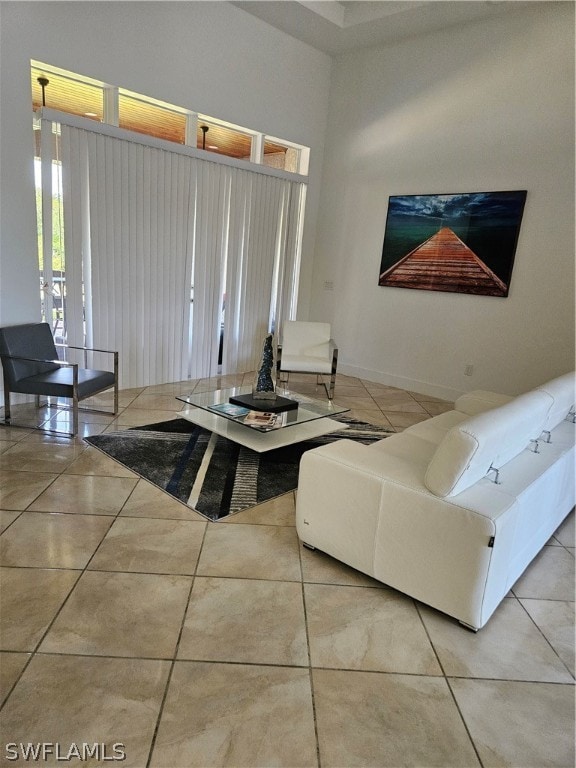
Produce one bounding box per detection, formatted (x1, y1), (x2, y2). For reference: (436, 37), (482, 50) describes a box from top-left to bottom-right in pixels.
(176, 385), (349, 433)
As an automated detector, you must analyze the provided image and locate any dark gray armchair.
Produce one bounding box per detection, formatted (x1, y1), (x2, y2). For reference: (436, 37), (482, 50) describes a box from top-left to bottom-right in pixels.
(0, 322), (118, 437)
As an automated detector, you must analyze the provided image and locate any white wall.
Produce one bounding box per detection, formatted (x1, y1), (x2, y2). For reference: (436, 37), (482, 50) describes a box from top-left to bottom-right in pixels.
(0, 1), (331, 326)
(312, 3), (575, 399)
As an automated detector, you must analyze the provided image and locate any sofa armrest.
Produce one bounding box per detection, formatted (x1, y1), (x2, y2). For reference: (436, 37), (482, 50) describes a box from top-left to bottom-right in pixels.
(56, 343), (117, 355)
(296, 438), (506, 628)
(0, 353), (74, 367)
(296, 439), (425, 575)
(55, 343), (118, 378)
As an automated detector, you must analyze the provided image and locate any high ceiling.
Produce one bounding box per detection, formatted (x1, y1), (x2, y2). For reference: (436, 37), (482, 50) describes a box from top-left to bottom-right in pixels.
(31, 2), (536, 162)
(231, 0), (534, 55)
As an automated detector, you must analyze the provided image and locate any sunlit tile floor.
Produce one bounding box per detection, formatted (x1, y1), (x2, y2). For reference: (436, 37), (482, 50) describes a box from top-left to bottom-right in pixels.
(0, 373), (574, 767)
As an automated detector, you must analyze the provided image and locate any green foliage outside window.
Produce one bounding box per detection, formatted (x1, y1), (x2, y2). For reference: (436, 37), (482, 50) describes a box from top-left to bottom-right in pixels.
(36, 188), (64, 272)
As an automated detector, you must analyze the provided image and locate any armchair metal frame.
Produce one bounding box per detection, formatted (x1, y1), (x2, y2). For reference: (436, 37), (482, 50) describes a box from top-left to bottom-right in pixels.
(0, 323), (118, 438)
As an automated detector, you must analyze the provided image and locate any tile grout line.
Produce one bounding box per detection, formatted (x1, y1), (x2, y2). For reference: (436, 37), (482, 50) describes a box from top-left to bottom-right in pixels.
(145, 512), (211, 768)
(144, 577), (197, 768)
(414, 601), (485, 767)
(297, 538), (322, 768)
(514, 594), (576, 681)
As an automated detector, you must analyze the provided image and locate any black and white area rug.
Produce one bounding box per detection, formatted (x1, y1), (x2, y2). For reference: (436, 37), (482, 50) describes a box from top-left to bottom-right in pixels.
(86, 416), (392, 521)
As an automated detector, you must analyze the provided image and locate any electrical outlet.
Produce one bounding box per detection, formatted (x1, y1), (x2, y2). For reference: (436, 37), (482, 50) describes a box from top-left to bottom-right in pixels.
(464, 364), (474, 376)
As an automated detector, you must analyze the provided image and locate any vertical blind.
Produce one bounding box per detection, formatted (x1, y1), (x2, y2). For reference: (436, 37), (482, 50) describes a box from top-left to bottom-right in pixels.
(49, 119), (306, 388)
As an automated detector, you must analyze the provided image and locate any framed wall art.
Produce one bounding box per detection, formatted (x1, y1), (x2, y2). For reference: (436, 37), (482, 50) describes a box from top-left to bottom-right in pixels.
(378, 191), (527, 297)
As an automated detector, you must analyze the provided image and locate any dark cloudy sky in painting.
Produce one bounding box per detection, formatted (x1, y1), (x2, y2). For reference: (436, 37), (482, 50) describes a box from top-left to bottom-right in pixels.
(379, 191), (527, 283)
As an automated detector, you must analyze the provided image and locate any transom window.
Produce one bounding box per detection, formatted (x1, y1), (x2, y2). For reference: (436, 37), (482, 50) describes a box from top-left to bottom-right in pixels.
(118, 92), (188, 145)
(31, 61), (309, 174)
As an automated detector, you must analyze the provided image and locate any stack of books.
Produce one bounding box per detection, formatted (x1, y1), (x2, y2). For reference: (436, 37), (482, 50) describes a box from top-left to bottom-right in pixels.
(208, 402), (279, 430)
(243, 411), (278, 429)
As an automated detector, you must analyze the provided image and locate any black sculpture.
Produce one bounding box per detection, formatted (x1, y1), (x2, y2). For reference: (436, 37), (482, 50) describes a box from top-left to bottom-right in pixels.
(253, 333), (276, 400)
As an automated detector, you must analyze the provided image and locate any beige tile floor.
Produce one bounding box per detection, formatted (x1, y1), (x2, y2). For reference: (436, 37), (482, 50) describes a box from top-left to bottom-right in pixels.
(0, 373), (574, 767)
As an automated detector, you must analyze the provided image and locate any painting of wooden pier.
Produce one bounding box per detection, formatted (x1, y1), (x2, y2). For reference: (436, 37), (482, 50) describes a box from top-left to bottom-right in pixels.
(378, 191), (527, 297)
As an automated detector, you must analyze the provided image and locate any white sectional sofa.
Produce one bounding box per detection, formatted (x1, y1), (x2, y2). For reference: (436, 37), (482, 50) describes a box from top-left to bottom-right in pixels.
(296, 373), (575, 630)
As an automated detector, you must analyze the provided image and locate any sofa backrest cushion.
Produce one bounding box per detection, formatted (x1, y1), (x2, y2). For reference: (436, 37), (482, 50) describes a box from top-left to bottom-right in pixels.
(424, 390), (553, 498)
(535, 372), (575, 432)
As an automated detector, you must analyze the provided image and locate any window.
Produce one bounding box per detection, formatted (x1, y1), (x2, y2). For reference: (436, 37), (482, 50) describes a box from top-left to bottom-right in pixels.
(263, 138), (303, 174)
(33, 118), (67, 341)
(119, 92), (188, 144)
(31, 65), (103, 122)
(31, 61), (310, 174)
(196, 118), (253, 159)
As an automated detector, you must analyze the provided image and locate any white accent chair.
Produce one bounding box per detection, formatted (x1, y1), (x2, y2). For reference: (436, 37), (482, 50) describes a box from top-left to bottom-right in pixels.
(276, 321), (338, 399)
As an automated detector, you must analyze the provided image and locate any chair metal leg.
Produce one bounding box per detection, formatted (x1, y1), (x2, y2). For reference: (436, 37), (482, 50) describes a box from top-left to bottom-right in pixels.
(72, 364), (79, 437)
(327, 372), (336, 400)
(328, 347), (338, 400)
(113, 351), (119, 415)
(72, 397), (79, 437)
(3, 383), (11, 424)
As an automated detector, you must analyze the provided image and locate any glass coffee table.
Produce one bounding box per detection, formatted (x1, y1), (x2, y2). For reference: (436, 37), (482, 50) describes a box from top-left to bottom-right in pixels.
(176, 385), (349, 453)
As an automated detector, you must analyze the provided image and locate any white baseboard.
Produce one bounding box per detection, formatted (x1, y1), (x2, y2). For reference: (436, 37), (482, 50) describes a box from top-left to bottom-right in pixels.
(338, 363), (464, 403)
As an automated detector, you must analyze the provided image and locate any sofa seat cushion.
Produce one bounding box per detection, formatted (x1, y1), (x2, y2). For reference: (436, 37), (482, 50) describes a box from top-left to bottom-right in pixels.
(280, 352), (332, 374)
(16, 368), (116, 400)
(424, 390), (553, 498)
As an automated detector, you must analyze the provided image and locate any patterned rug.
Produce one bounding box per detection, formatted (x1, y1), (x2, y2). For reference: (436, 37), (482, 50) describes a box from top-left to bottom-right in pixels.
(86, 416), (392, 521)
